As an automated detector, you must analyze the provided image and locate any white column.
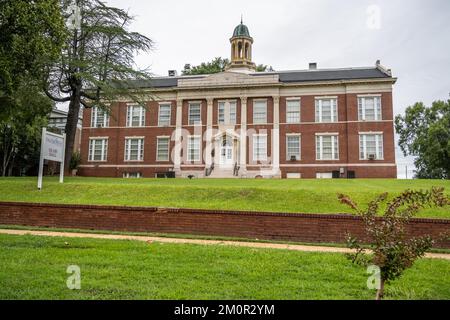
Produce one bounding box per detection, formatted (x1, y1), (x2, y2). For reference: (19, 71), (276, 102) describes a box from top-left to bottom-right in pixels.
(272, 95), (281, 177)
(239, 96), (247, 174)
(205, 98), (214, 167)
(173, 98), (183, 175)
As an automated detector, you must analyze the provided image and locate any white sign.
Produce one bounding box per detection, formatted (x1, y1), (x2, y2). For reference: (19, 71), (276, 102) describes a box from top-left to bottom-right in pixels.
(38, 128), (66, 189)
(43, 133), (65, 162)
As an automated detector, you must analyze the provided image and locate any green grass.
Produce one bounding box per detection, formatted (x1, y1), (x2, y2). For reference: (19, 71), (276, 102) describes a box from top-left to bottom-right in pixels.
(0, 177), (449, 218)
(0, 234), (449, 299)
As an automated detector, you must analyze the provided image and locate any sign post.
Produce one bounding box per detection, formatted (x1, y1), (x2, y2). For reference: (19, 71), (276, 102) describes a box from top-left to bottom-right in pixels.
(38, 128), (66, 190)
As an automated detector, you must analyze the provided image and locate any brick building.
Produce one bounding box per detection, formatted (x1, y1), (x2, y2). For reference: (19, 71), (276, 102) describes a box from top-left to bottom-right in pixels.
(79, 21), (397, 179)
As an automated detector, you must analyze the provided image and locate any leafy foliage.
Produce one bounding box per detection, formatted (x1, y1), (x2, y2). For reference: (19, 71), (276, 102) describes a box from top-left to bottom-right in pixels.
(0, 0), (66, 118)
(338, 187), (450, 299)
(44, 0), (154, 171)
(69, 151), (81, 171)
(182, 57), (230, 75)
(182, 57), (273, 75)
(0, 81), (53, 176)
(395, 100), (450, 179)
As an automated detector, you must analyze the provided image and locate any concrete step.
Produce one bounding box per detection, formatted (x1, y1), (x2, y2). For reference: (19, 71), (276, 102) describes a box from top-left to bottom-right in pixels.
(207, 168), (237, 178)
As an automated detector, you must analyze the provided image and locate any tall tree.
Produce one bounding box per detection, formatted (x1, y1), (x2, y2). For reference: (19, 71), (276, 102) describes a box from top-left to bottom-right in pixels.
(0, 0), (65, 118)
(0, 81), (53, 176)
(44, 0), (153, 172)
(395, 100), (450, 179)
(182, 57), (273, 75)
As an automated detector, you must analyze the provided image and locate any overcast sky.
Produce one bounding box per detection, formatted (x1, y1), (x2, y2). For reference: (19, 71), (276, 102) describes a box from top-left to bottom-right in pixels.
(102, 0), (450, 178)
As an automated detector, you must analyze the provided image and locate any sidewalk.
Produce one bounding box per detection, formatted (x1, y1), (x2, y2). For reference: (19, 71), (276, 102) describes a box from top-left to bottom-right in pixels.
(1, 228), (449, 260)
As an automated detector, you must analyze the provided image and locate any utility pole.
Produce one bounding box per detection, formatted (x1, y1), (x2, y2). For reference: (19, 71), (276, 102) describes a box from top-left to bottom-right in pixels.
(405, 165), (408, 179)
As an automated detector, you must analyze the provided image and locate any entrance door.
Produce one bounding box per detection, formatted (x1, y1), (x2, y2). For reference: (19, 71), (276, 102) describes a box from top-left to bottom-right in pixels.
(219, 136), (233, 167)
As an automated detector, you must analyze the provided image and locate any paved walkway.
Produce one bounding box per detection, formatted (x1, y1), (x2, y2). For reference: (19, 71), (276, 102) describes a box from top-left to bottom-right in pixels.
(1, 228), (449, 260)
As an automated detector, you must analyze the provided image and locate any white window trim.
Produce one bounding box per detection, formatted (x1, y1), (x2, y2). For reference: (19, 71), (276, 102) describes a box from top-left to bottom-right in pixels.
(253, 99), (268, 124)
(359, 131), (384, 135)
(252, 134), (268, 161)
(315, 132), (339, 136)
(286, 98), (301, 124)
(286, 134), (301, 161)
(358, 96), (382, 121)
(156, 136), (170, 162)
(315, 96), (338, 100)
(123, 172), (142, 178)
(188, 102), (202, 125)
(357, 94), (382, 97)
(359, 133), (384, 160)
(124, 137), (144, 162)
(217, 100), (237, 125)
(187, 135), (201, 162)
(158, 103), (172, 127)
(88, 137), (108, 162)
(126, 104), (146, 127)
(316, 134), (339, 161)
(286, 97), (302, 101)
(90, 107), (109, 128)
(315, 97), (338, 123)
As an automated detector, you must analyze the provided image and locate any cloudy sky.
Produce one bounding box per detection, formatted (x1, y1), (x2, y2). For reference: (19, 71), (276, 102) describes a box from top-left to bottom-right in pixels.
(104, 0), (450, 178)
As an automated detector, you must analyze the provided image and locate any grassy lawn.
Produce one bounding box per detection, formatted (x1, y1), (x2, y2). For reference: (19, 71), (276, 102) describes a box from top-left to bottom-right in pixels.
(0, 177), (449, 218)
(0, 234), (449, 299)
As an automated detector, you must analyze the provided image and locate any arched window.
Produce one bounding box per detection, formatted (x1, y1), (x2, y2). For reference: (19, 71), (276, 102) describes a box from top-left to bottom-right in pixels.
(222, 135), (232, 147)
(238, 42), (242, 58)
(244, 43), (249, 60)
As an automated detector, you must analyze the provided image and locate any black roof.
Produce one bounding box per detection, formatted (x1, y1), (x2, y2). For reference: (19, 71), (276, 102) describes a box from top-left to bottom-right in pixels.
(130, 68), (391, 89)
(271, 68), (391, 83)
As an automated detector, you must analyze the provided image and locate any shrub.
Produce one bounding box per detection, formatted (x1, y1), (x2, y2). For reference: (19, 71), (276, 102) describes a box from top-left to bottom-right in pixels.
(338, 187), (449, 300)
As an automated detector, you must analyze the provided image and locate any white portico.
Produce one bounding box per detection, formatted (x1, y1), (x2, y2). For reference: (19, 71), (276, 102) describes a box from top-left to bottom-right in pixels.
(174, 70), (281, 178)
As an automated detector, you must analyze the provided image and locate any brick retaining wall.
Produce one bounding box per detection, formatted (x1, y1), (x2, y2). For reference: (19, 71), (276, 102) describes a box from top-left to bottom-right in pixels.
(0, 201), (448, 248)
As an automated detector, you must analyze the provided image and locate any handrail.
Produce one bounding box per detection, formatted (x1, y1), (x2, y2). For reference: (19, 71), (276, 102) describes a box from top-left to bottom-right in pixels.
(233, 162), (240, 176)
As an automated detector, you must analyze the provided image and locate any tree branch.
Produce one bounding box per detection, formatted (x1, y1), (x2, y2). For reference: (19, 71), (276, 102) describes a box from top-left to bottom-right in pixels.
(43, 87), (71, 102)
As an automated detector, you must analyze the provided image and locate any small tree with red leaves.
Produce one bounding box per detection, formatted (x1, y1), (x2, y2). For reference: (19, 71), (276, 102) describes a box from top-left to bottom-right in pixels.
(338, 187), (449, 300)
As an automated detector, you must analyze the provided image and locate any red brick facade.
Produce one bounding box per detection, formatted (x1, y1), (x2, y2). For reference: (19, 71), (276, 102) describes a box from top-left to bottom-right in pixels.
(79, 91), (397, 178)
(0, 202), (448, 248)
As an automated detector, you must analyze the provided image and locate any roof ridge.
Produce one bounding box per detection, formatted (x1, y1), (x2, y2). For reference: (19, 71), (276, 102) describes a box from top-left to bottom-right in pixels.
(251, 66), (378, 75)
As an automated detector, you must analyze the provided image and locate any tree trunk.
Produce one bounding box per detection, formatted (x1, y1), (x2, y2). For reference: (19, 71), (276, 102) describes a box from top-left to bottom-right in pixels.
(375, 279), (385, 300)
(64, 85), (82, 175)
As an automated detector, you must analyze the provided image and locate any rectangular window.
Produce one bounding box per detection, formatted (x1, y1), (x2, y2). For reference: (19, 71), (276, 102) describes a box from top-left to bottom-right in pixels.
(188, 102), (201, 125)
(126, 105), (145, 127)
(286, 135), (301, 160)
(253, 134), (267, 161)
(158, 104), (171, 126)
(253, 100), (267, 124)
(316, 135), (339, 160)
(359, 134), (383, 159)
(218, 102), (225, 124)
(315, 98), (337, 123)
(124, 138), (144, 161)
(187, 136), (201, 162)
(286, 99), (301, 123)
(88, 138), (108, 161)
(358, 96), (382, 121)
(218, 101), (237, 125)
(156, 137), (170, 161)
(229, 101), (237, 124)
(91, 107), (109, 127)
(123, 172), (142, 178)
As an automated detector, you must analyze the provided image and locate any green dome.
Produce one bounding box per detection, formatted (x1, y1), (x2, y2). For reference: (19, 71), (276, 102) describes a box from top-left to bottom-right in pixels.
(232, 22), (251, 38)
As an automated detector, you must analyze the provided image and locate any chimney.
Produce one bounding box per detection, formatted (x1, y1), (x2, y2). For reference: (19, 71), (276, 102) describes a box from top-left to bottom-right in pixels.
(309, 62), (317, 70)
(168, 70), (177, 77)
